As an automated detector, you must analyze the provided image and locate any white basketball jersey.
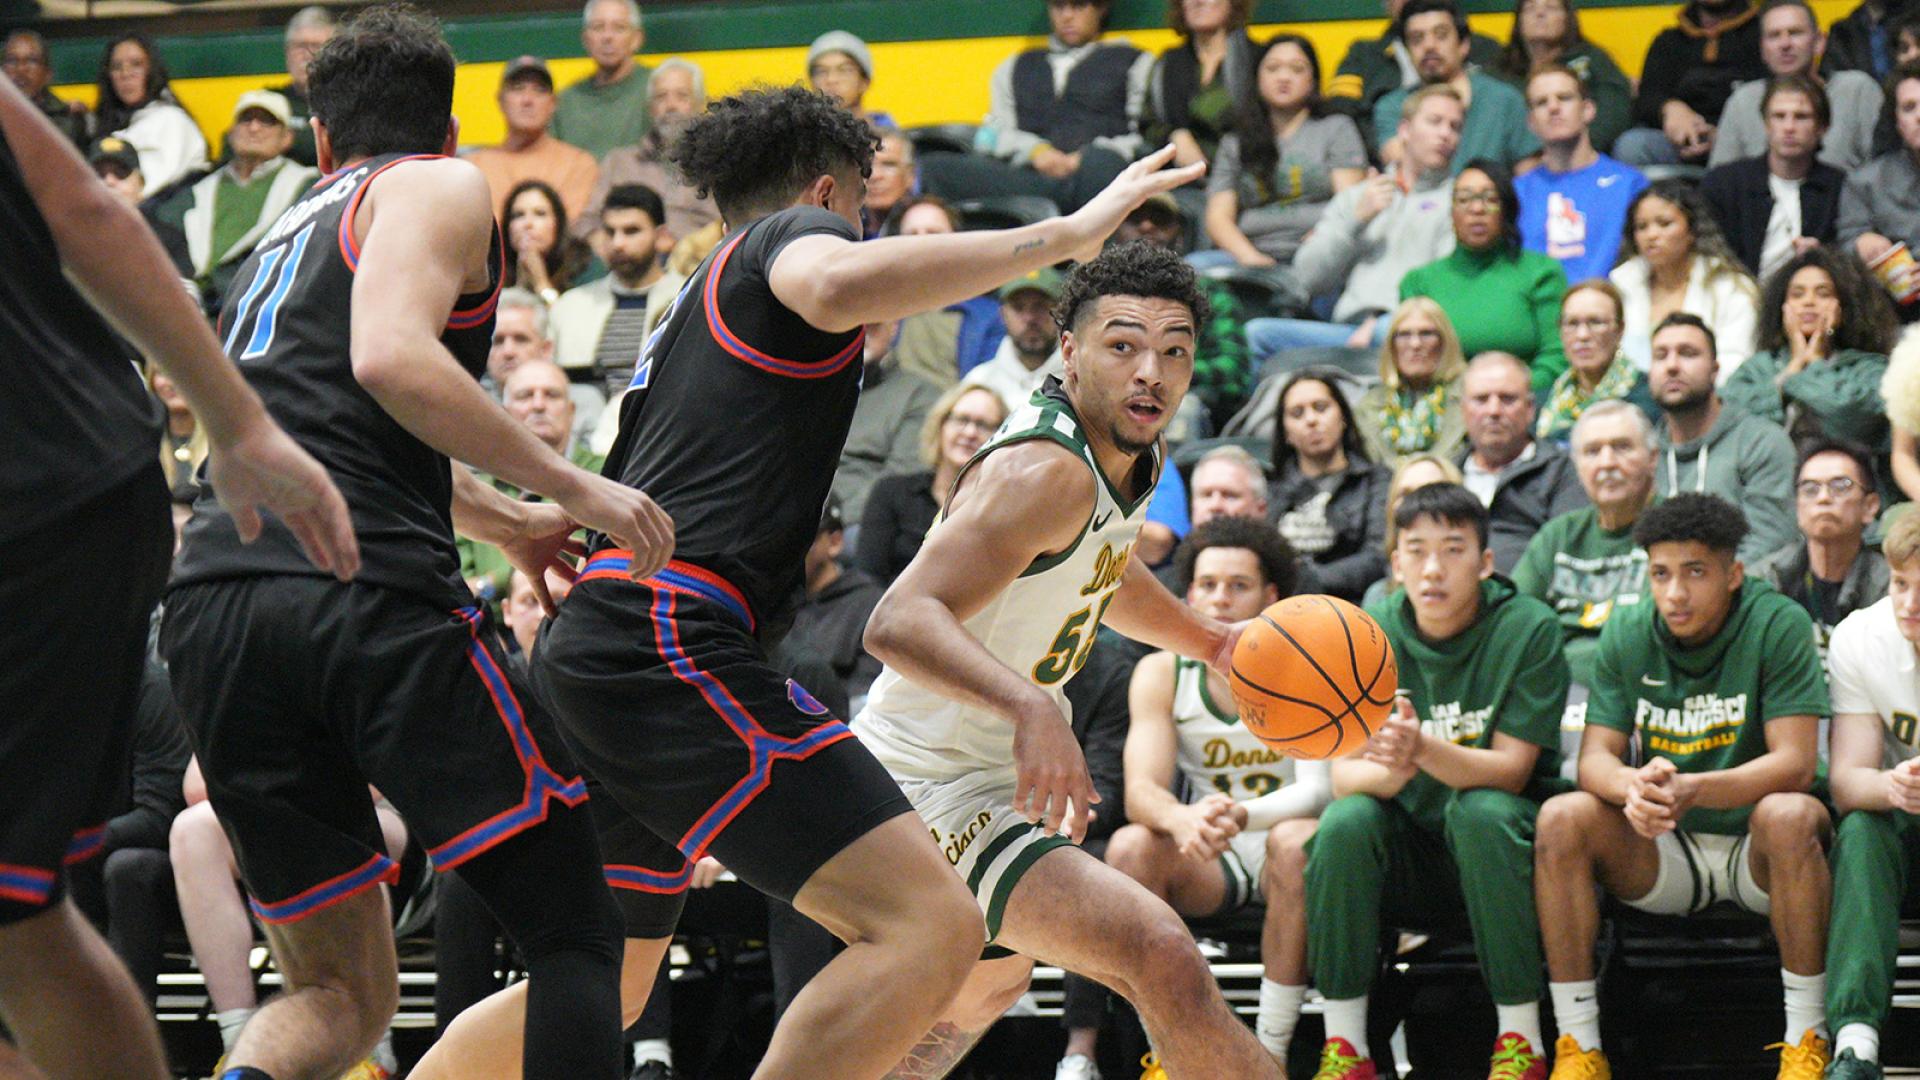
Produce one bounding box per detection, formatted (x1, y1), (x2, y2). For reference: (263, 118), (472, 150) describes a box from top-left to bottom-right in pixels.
(855, 381), (1161, 781)
(1170, 656), (1297, 802)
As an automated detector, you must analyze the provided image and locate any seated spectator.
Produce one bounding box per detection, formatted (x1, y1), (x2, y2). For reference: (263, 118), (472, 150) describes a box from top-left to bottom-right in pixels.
(1114, 192), (1259, 426)
(1360, 297), (1470, 467)
(1246, 84), (1462, 357)
(1827, 0), (1909, 78)
(863, 127), (915, 238)
(1723, 247), (1896, 452)
(1268, 369), (1391, 601)
(1367, 450), (1467, 603)
(1710, 1), (1885, 171)
(1613, 0), (1768, 165)
(5, 30), (88, 147)
(486, 287), (554, 390)
(1535, 493), (1832, 1079)
(468, 57), (600, 223)
(1838, 61), (1920, 320)
(1611, 179), (1762, 376)
(94, 33), (207, 197)
(1373, 0), (1539, 173)
(1190, 444), (1271, 523)
(791, 496), (886, 707)
(1702, 75), (1845, 281)
(1457, 351), (1589, 572)
(1754, 439), (1889, 659)
(1198, 34), (1367, 270)
(1326, 0), (1502, 148)
(1401, 160), (1569, 392)
(1514, 399), (1658, 685)
(88, 138), (191, 279)
(1650, 313), (1799, 561)
(961, 268), (1065, 407)
(1538, 279), (1661, 443)
(857, 383), (1008, 584)
(154, 92), (318, 312)
(1888, 333), (1920, 503)
(501, 180), (593, 303)
(1515, 64), (1647, 285)
(147, 364), (206, 507)
(553, 0), (653, 161)
(550, 184), (680, 396)
(576, 58), (719, 246)
(1489, 0), (1634, 152)
(1142, 0), (1258, 168)
(917, 0), (1152, 214)
(260, 6), (332, 167)
(835, 318), (942, 523)
(501, 567), (573, 659)
(881, 195), (1004, 384)
(809, 31), (894, 129)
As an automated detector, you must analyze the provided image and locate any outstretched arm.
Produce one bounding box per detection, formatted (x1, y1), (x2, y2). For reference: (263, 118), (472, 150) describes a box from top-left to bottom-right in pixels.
(1103, 554), (1236, 673)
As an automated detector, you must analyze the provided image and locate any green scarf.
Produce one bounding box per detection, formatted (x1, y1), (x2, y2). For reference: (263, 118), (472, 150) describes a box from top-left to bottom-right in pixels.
(1380, 381), (1453, 455)
(1537, 351), (1638, 441)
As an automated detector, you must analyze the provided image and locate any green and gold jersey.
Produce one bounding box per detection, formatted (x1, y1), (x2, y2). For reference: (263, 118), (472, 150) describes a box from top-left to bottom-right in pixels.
(855, 378), (1161, 782)
(1170, 656), (1297, 802)
(1367, 577), (1568, 831)
(1587, 579), (1830, 834)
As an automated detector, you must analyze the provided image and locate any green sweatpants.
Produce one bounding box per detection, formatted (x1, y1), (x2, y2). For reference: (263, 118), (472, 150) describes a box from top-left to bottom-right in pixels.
(1305, 788), (1547, 1004)
(1827, 808), (1920, 1033)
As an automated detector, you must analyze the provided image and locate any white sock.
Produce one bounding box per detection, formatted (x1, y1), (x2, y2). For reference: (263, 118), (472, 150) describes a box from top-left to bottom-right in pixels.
(1256, 979), (1307, 1059)
(1321, 994), (1369, 1059)
(1549, 980), (1601, 1052)
(372, 1032), (397, 1072)
(1782, 968), (1828, 1043)
(1834, 1022), (1880, 1062)
(632, 1037), (673, 1066)
(1496, 1002), (1544, 1053)
(215, 1007), (254, 1054)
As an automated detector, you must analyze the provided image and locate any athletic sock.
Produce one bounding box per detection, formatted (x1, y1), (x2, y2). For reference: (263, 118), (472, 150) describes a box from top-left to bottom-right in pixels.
(1834, 1022), (1880, 1062)
(1255, 980), (1306, 1059)
(1549, 980), (1602, 1052)
(632, 1037), (673, 1066)
(1495, 1002), (1544, 1054)
(1321, 995), (1369, 1059)
(1782, 968), (1828, 1043)
(216, 1007), (255, 1054)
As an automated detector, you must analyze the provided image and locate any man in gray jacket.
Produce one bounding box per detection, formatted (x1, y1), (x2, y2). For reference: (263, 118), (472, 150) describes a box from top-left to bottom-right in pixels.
(1454, 351), (1588, 573)
(1707, 0), (1883, 171)
(1752, 438), (1889, 664)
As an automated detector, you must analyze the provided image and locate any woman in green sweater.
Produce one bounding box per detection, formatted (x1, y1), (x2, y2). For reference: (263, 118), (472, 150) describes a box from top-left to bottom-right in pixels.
(1357, 296), (1469, 468)
(1721, 248), (1898, 458)
(1400, 159), (1569, 395)
(1488, 0), (1634, 153)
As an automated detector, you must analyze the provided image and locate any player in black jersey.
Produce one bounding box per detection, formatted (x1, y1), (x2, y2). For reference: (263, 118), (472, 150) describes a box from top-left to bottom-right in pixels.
(0, 76), (357, 1080)
(158, 8), (671, 1080)
(414, 85), (1201, 1080)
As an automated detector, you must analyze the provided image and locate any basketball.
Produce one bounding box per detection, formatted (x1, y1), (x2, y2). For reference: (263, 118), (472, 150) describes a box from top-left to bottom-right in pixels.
(1228, 595), (1398, 760)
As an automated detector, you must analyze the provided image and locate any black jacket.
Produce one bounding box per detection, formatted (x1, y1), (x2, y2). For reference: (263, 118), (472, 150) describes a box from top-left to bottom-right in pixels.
(1753, 540), (1891, 640)
(1632, 2), (1767, 126)
(1699, 156), (1845, 277)
(1456, 439), (1590, 575)
(1268, 455), (1390, 603)
(786, 567), (886, 704)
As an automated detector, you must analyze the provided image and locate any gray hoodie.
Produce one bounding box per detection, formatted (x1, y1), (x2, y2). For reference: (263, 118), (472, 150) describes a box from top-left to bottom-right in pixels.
(1292, 163), (1454, 324)
(1654, 401), (1798, 564)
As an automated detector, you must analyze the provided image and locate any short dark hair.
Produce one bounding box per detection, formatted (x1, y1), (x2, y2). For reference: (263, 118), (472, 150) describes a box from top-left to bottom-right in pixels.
(1053, 240), (1211, 334)
(1173, 515), (1298, 597)
(1392, 482), (1489, 551)
(1456, 157), (1523, 251)
(1398, 0), (1469, 41)
(1632, 492), (1749, 555)
(1756, 246), (1898, 356)
(673, 85), (878, 222)
(1796, 437), (1878, 489)
(1652, 311), (1717, 359)
(1760, 0), (1820, 33)
(602, 183), (666, 229)
(306, 3), (456, 161)
(1761, 72), (1831, 128)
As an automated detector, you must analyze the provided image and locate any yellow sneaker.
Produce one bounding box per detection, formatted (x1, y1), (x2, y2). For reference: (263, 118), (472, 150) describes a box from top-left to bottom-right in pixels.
(1548, 1034), (1611, 1079)
(1138, 1051), (1168, 1080)
(336, 1060), (392, 1080)
(1769, 1029), (1830, 1080)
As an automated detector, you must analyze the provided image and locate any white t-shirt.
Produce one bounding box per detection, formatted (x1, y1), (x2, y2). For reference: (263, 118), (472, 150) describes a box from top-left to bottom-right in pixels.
(1828, 596), (1920, 767)
(1760, 173), (1804, 284)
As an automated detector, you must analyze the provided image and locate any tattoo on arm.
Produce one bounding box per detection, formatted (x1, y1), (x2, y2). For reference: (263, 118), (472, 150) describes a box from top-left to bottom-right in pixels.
(1013, 238), (1046, 254)
(882, 1021), (990, 1080)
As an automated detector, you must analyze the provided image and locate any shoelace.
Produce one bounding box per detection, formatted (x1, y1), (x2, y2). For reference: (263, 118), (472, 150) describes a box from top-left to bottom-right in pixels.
(1488, 1037), (1539, 1079)
(1551, 1039), (1606, 1079)
(1765, 1036), (1828, 1080)
(1312, 1043), (1366, 1080)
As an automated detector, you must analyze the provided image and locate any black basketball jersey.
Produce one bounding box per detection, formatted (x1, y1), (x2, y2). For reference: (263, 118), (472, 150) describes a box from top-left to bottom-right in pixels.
(0, 126), (159, 543)
(171, 153), (502, 604)
(603, 204), (863, 629)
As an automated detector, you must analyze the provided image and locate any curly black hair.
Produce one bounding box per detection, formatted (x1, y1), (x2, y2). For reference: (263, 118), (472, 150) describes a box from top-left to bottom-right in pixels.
(672, 85), (879, 222)
(1756, 246), (1899, 357)
(1392, 482), (1488, 551)
(306, 3), (455, 162)
(1172, 515), (1298, 598)
(1632, 492), (1748, 556)
(1053, 240), (1211, 334)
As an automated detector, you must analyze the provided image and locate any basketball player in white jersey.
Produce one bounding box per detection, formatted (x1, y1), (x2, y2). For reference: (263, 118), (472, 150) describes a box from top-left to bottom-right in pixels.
(1056, 515), (1333, 1079)
(854, 243), (1282, 1080)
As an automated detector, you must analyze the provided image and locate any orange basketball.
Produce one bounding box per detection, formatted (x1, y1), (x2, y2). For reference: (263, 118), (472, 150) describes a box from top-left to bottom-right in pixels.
(1227, 595), (1398, 760)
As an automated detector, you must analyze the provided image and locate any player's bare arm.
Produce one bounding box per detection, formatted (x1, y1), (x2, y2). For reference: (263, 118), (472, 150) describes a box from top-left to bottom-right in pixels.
(1102, 551), (1241, 674)
(0, 77), (360, 580)
(1576, 721), (1642, 807)
(767, 144), (1203, 333)
(1122, 652), (1241, 860)
(346, 159), (673, 576)
(1831, 712), (1920, 813)
(865, 439), (1101, 840)
(1331, 750), (1416, 800)
(449, 467), (580, 615)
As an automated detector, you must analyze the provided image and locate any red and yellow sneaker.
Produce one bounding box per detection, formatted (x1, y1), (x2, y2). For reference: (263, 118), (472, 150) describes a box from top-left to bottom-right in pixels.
(1548, 1034), (1611, 1079)
(1769, 1029), (1830, 1080)
(1310, 1037), (1377, 1080)
(1488, 1032), (1547, 1080)
(1138, 1052), (1167, 1080)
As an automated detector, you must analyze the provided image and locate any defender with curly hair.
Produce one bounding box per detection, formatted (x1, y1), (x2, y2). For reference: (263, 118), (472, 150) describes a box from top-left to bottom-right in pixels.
(850, 241), (1284, 1079)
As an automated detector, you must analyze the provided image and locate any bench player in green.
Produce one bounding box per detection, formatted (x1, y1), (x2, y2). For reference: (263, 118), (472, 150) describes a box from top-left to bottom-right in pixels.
(1823, 510), (1920, 1079)
(853, 243), (1283, 1079)
(1535, 493), (1833, 1080)
(1308, 482), (1570, 1080)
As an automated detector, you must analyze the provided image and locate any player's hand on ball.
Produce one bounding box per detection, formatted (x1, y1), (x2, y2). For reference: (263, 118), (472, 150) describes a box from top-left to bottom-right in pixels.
(1064, 143), (1206, 262)
(1888, 759), (1920, 814)
(207, 417), (361, 581)
(559, 474), (675, 579)
(1011, 705), (1100, 844)
(499, 503), (585, 616)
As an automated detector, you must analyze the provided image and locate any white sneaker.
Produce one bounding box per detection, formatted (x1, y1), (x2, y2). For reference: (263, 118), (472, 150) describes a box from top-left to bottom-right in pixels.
(1055, 1053), (1102, 1080)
